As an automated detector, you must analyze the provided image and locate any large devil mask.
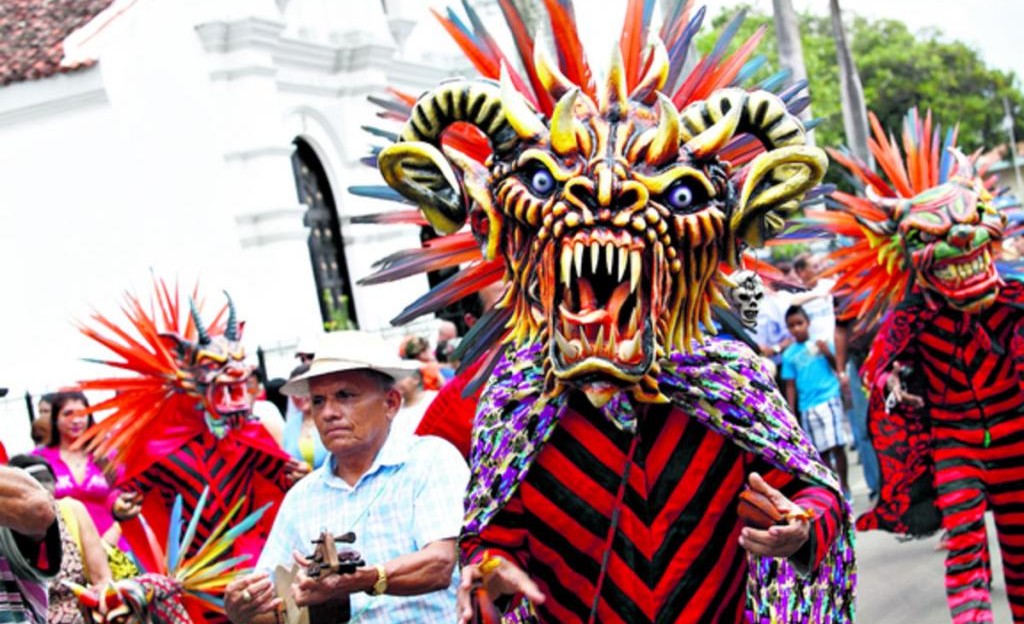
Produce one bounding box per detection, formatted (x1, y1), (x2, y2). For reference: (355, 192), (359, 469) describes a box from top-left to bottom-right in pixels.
(379, 50), (825, 405)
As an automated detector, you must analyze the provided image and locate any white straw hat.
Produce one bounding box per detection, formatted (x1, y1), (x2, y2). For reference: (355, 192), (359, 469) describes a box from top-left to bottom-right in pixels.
(281, 331), (419, 396)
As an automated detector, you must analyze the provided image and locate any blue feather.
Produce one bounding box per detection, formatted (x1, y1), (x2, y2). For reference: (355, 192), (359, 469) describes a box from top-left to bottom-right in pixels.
(708, 9), (746, 61)
(187, 556), (254, 584)
(445, 7), (479, 47)
(452, 305), (512, 368)
(360, 125), (398, 143)
(174, 488), (210, 573)
(757, 69), (791, 93)
(664, 5), (706, 91)
(190, 591), (225, 609)
(366, 95), (410, 115)
(221, 503), (272, 541)
(803, 117), (824, 131)
(939, 127), (956, 182)
(166, 495), (184, 574)
(642, 0), (656, 29)
(787, 96), (811, 116)
(733, 55), (767, 86)
(778, 78), (808, 102)
(348, 185), (408, 203)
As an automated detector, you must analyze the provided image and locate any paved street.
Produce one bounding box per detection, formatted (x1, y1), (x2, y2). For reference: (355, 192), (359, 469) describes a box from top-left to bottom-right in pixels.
(848, 454), (1012, 623)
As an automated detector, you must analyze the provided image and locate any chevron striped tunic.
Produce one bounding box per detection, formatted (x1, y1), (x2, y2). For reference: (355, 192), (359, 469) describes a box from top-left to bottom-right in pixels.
(462, 403), (840, 623)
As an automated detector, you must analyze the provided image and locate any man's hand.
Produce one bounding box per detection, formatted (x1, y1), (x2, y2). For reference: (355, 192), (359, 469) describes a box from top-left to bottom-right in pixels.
(285, 460), (311, 484)
(738, 473), (811, 559)
(457, 556), (545, 624)
(0, 465), (55, 539)
(290, 551), (371, 607)
(885, 364), (924, 409)
(815, 339), (830, 356)
(225, 572), (281, 624)
(112, 492), (143, 521)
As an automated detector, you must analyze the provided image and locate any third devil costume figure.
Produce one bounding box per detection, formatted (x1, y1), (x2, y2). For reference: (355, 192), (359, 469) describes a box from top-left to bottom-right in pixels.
(804, 109), (1024, 623)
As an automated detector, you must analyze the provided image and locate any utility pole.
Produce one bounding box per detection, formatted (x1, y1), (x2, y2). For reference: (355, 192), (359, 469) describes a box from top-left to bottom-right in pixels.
(1003, 96), (1023, 191)
(829, 0), (872, 167)
(772, 0), (813, 136)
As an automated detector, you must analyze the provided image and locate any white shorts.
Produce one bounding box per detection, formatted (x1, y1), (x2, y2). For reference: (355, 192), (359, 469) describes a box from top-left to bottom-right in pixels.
(800, 396), (848, 452)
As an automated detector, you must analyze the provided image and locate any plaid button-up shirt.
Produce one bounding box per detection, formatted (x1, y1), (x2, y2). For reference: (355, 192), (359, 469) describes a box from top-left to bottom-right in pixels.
(257, 431), (468, 623)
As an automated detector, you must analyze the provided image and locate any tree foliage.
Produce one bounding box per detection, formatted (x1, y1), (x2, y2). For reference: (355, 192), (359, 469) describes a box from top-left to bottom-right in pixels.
(697, 5), (1024, 156)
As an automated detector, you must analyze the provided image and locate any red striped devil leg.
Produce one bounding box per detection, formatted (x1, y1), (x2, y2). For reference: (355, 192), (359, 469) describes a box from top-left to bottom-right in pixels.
(990, 473), (1024, 622)
(938, 478), (994, 623)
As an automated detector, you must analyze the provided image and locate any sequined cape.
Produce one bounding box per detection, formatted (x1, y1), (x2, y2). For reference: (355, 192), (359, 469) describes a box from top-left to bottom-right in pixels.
(463, 338), (856, 623)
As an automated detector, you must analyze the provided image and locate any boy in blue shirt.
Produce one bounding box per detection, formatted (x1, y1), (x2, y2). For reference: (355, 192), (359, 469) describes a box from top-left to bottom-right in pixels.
(781, 305), (850, 497)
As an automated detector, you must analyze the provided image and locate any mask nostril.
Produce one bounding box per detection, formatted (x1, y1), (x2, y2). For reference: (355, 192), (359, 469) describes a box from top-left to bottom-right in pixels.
(617, 188), (640, 210)
(566, 181), (595, 207)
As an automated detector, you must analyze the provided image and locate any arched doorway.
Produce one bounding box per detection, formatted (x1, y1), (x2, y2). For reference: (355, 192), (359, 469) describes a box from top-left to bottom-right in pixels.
(291, 138), (358, 329)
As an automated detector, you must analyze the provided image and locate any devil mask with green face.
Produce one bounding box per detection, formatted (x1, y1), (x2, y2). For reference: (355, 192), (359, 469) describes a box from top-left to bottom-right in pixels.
(377, 48), (825, 406)
(892, 159), (1005, 313)
(815, 110), (1009, 328)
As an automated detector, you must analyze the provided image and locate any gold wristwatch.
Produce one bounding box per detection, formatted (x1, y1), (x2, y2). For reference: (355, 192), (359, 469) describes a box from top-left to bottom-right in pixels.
(370, 563), (387, 596)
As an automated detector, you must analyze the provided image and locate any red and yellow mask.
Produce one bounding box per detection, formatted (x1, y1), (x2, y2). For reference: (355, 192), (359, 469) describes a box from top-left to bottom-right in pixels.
(162, 297), (249, 438)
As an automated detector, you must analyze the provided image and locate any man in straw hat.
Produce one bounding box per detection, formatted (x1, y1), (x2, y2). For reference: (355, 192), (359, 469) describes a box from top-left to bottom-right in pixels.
(225, 330), (468, 624)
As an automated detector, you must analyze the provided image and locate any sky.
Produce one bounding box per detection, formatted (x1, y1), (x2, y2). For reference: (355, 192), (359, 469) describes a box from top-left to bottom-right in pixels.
(407, 0), (1024, 87)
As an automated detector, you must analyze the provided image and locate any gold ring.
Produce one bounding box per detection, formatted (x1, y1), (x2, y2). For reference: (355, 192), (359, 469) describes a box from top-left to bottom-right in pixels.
(241, 589), (253, 602)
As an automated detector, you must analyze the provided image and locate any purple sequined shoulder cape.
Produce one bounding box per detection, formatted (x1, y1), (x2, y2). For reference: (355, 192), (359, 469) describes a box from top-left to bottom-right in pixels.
(463, 338), (856, 623)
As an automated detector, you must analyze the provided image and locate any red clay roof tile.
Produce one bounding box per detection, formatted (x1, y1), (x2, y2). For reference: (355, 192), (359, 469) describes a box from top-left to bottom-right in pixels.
(0, 0), (115, 86)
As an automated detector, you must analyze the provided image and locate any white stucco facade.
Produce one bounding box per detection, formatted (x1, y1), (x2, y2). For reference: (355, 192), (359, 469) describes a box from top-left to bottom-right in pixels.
(0, 0), (473, 454)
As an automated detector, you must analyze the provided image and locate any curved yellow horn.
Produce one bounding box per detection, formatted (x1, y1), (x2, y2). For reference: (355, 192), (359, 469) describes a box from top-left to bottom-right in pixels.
(645, 93), (681, 166)
(679, 88), (745, 159)
(601, 44), (628, 120)
(550, 88), (582, 156)
(534, 44), (576, 101)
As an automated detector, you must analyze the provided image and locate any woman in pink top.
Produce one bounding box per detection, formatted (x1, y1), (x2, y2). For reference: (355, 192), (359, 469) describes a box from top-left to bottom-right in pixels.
(32, 390), (126, 548)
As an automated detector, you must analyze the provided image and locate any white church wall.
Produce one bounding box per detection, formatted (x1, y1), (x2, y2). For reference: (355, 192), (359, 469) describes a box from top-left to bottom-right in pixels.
(0, 0), (478, 452)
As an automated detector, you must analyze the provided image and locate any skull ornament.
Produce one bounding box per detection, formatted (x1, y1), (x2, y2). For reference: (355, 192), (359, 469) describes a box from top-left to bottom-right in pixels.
(726, 270), (765, 329)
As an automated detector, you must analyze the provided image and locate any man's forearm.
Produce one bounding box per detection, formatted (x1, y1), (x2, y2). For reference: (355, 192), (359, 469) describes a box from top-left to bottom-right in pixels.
(0, 466), (55, 538)
(380, 539), (457, 596)
(834, 326), (849, 376)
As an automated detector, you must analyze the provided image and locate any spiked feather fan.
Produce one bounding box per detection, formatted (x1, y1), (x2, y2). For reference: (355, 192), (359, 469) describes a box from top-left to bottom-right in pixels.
(74, 279), (227, 479)
(67, 488), (269, 622)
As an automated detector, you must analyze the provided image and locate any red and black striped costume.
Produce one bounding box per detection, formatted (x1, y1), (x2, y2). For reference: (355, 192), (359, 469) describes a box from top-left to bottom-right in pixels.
(463, 340), (854, 623)
(119, 420), (291, 564)
(113, 419), (291, 623)
(859, 281), (1024, 623)
(73, 283), (294, 623)
(462, 402), (841, 623)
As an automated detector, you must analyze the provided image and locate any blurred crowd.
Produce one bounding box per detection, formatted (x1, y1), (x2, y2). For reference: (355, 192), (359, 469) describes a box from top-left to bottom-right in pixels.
(3, 235), (1020, 623)
(0, 282), (505, 623)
